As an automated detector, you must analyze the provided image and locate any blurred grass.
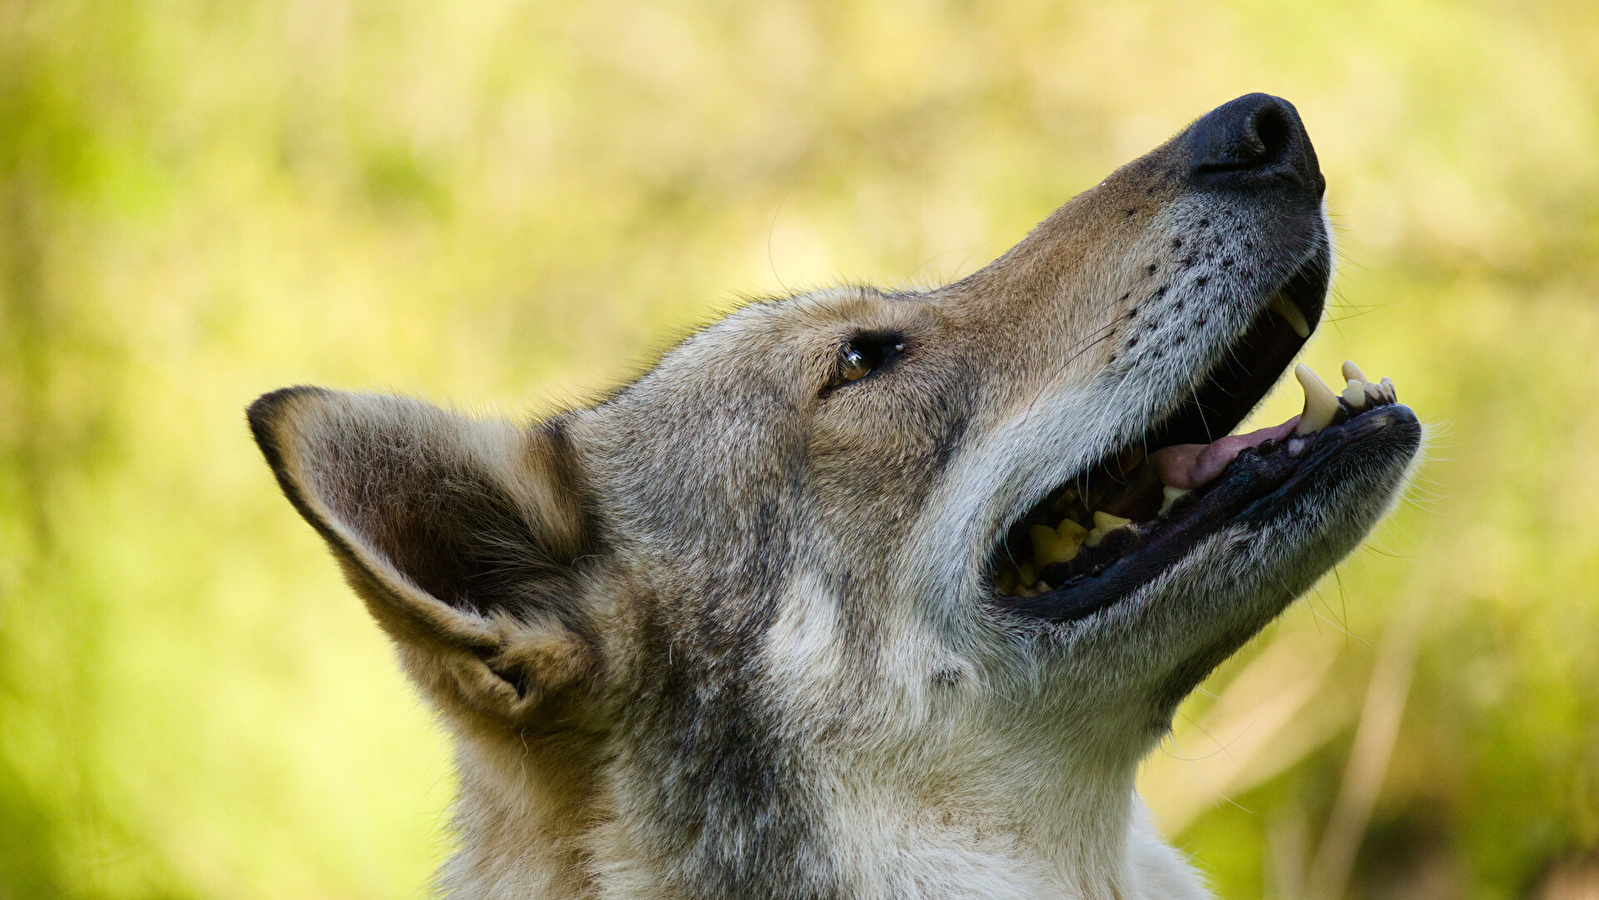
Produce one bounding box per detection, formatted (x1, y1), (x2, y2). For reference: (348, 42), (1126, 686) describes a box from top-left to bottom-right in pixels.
(2, 1), (1597, 898)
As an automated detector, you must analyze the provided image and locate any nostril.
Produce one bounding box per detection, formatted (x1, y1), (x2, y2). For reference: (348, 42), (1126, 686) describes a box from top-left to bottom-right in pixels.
(1196, 101), (1290, 174)
(1249, 105), (1290, 169)
(1188, 94), (1315, 189)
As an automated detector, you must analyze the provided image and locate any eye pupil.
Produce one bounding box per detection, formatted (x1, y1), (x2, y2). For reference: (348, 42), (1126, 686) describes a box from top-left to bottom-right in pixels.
(841, 347), (871, 382)
(830, 333), (905, 389)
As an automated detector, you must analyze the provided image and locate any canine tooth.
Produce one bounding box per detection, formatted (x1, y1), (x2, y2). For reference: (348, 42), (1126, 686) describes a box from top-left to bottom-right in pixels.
(1341, 360), (1368, 384)
(1268, 292), (1312, 338)
(1158, 485), (1190, 516)
(1294, 364), (1338, 435)
(1342, 379), (1368, 409)
(1086, 511), (1131, 547)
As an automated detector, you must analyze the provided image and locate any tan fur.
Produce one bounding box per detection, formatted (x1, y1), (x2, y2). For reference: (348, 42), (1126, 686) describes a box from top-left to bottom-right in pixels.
(250, 94), (1418, 899)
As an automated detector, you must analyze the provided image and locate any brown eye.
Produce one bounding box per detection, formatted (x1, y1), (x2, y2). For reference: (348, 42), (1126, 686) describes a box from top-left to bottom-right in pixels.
(840, 347), (871, 382)
(829, 334), (906, 390)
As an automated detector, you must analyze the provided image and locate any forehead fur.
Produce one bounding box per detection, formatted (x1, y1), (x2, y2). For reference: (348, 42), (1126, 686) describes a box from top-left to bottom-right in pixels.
(249, 94), (1419, 900)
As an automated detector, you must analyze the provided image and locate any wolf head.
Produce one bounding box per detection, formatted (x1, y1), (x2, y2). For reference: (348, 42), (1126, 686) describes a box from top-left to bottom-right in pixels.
(250, 94), (1420, 899)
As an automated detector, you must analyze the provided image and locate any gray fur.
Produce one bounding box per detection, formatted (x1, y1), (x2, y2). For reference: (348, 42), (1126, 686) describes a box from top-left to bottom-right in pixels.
(248, 95), (1420, 899)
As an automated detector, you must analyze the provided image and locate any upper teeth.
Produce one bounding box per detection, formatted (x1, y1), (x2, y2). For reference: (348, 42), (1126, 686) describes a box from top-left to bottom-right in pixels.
(1268, 292), (1312, 338)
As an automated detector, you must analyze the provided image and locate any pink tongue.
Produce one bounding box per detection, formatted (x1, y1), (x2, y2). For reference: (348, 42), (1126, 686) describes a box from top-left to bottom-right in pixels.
(1147, 416), (1301, 490)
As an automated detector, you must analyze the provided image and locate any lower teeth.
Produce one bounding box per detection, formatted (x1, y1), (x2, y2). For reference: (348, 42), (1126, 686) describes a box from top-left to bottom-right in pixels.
(1085, 511), (1131, 547)
(1001, 510), (1135, 594)
(1158, 485), (1190, 516)
(1030, 520), (1087, 568)
(996, 362), (1399, 597)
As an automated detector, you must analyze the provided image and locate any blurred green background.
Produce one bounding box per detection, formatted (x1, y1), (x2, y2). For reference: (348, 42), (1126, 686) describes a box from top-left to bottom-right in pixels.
(3, 0), (1596, 898)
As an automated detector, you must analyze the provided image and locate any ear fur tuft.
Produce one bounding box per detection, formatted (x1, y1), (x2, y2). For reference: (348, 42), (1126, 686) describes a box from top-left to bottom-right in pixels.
(248, 387), (605, 729)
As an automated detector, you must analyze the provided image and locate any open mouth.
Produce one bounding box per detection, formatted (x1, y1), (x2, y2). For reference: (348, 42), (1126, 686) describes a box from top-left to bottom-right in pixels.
(988, 251), (1405, 623)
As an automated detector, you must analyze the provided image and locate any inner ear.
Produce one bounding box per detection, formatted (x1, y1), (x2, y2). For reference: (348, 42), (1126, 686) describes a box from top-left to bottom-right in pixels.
(248, 387), (603, 725)
(317, 423), (580, 620)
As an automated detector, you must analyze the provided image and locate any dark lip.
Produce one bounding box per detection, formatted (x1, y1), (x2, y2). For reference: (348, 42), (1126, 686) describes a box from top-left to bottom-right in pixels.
(1147, 241), (1329, 449)
(995, 402), (1420, 623)
(986, 239), (1334, 622)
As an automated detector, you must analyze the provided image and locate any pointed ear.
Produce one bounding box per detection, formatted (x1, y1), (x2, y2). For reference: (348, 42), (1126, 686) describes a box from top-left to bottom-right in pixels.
(247, 387), (606, 731)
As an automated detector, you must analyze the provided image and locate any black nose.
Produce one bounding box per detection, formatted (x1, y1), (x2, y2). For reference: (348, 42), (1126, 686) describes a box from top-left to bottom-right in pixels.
(1187, 93), (1324, 198)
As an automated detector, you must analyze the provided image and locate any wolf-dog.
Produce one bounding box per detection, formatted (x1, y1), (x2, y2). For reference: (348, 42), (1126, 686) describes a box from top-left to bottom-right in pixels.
(249, 93), (1420, 899)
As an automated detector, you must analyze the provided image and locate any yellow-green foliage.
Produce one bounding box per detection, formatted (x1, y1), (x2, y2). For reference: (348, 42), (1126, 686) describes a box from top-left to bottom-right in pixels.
(2, 1), (1596, 898)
